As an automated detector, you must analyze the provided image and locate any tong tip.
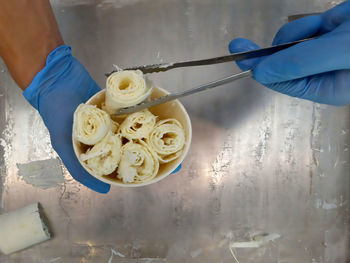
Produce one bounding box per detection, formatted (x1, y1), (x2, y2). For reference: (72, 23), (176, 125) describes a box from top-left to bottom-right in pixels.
(106, 63), (174, 77)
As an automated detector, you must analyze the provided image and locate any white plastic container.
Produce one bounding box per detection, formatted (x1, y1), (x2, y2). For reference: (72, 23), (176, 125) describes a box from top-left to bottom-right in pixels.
(73, 87), (192, 187)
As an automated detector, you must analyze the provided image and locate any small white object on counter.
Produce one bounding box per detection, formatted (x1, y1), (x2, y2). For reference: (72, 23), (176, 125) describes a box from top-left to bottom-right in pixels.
(0, 203), (51, 255)
(230, 233), (281, 248)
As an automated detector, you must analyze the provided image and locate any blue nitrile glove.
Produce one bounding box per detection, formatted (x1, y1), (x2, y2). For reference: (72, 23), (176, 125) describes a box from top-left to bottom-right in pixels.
(23, 45), (110, 193)
(228, 1), (350, 106)
(23, 45), (181, 193)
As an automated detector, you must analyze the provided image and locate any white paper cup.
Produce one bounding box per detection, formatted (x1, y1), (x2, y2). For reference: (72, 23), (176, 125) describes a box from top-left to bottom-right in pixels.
(73, 87), (192, 187)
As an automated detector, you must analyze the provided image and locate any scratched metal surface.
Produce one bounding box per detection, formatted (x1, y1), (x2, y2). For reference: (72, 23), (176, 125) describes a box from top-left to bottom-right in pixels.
(0, 0), (349, 262)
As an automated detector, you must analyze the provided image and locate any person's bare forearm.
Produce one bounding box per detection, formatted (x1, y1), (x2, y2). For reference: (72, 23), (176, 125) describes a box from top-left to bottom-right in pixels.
(0, 0), (63, 90)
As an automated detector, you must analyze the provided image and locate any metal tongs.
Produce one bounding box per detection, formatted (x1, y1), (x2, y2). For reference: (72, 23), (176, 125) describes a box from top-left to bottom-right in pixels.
(108, 36), (316, 116)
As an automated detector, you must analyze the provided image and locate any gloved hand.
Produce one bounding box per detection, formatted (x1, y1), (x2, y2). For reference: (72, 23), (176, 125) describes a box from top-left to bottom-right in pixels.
(228, 1), (350, 106)
(23, 45), (182, 193)
(23, 45), (111, 193)
(0, 0), (111, 193)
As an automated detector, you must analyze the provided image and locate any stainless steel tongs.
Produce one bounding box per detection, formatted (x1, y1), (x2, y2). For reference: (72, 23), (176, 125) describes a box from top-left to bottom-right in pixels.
(107, 36), (316, 116)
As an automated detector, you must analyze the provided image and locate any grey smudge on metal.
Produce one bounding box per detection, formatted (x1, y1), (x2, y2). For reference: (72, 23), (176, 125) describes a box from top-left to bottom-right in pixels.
(16, 158), (64, 189)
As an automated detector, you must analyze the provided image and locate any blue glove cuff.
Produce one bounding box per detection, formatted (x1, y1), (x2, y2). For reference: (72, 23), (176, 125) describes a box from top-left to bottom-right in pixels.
(23, 45), (72, 111)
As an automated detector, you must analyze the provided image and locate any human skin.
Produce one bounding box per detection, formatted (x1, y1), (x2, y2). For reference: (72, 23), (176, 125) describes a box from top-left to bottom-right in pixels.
(0, 0), (63, 90)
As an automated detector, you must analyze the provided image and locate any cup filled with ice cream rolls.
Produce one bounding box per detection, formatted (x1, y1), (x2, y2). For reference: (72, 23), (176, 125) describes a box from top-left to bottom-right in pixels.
(72, 70), (192, 187)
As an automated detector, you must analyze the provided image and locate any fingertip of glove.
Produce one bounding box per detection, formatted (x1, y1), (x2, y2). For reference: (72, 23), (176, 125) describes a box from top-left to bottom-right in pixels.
(73, 169), (111, 194)
(171, 164), (182, 174)
(228, 38), (260, 53)
(85, 180), (111, 194)
(95, 184), (111, 194)
(228, 38), (261, 71)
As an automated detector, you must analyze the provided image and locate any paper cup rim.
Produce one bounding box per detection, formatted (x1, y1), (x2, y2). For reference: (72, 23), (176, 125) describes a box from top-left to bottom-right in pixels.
(72, 87), (192, 187)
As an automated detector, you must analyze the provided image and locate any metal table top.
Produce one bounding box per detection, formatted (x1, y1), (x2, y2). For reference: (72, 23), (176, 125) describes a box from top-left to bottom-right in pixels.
(0, 0), (349, 262)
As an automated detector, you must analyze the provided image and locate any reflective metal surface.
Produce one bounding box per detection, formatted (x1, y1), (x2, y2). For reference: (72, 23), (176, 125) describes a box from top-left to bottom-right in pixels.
(0, 0), (349, 262)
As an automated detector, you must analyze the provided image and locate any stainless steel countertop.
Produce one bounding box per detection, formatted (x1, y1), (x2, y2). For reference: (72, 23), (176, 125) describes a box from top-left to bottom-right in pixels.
(1, 0), (349, 262)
